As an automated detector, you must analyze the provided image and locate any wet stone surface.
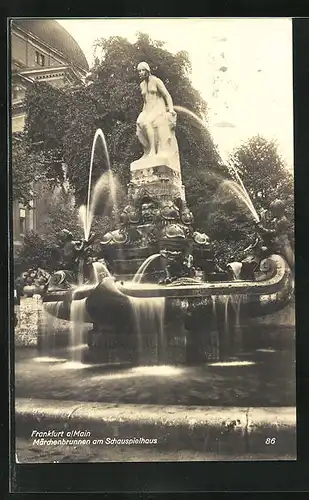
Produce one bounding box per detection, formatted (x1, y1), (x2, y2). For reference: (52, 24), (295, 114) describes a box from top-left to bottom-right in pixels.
(15, 344), (295, 407)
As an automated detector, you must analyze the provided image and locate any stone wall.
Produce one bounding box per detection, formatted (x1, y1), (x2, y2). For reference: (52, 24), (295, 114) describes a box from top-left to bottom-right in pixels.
(14, 296), (70, 348)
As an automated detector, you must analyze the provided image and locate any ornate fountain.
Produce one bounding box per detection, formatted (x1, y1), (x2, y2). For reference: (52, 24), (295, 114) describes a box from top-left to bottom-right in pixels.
(42, 62), (294, 365)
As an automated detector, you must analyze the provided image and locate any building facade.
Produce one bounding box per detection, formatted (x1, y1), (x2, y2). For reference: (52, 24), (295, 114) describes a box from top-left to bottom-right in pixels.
(11, 19), (89, 249)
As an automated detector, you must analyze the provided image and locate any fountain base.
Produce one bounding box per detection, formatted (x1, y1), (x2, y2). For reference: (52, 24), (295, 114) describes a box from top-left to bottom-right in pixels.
(86, 320), (188, 366)
(42, 254), (294, 366)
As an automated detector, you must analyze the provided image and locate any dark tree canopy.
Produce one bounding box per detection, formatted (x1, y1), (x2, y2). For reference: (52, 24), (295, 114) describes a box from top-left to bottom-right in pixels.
(229, 135), (289, 204)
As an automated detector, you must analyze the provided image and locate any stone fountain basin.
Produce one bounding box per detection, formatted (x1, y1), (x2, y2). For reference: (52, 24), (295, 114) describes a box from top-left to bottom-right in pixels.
(42, 255), (293, 323)
(119, 255), (289, 298)
(43, 254), (290, 301)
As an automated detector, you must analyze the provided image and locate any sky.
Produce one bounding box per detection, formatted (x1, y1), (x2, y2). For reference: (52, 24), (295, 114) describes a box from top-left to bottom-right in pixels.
(58, 18), (294, 168)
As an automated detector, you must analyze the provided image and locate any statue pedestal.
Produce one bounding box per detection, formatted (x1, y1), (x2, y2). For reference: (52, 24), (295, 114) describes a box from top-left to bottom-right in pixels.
(130, 153), (180, 173)
(129, 155), (185, 204)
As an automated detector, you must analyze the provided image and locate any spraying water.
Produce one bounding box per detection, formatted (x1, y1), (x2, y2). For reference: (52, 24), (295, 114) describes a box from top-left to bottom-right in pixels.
(78, 205), (87, 239)
(174, 105), (208, 129)
(132, 254), (161, 284)
(91, 261), (112, 283)
(174, 105), (259, 223)
(220, 180), (260, 222)
(77, 258), (85, 286)
(81, 129), (118, 241)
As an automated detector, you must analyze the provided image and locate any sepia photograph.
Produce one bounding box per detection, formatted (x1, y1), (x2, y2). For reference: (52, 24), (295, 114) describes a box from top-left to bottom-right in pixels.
(11, 17), (296, 463)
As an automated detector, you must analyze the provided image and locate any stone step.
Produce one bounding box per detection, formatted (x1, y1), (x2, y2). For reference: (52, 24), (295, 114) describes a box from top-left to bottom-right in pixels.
(15, 398), (296, 457)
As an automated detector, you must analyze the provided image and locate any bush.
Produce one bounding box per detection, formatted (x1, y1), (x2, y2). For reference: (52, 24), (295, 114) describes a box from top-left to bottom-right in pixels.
(15, 231), (57, 273)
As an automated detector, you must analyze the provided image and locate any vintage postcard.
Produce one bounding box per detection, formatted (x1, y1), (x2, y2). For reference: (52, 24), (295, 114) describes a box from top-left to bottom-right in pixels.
(11, 17), (295, 464)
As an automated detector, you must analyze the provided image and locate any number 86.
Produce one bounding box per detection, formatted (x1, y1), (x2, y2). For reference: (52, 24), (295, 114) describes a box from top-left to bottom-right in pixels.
(265, 437), (276, 444)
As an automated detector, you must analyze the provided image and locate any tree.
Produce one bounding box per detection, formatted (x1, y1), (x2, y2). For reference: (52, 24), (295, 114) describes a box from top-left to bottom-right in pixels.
(228, 135), (288, 206)
(24, 82), (103, 200)
(14, 231), (56, 274)
(35, 181), (82, 237)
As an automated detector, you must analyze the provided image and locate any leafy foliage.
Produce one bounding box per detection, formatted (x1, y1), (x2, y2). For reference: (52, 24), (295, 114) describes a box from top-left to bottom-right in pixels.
(11, 133), (47, 207)
(229, 136), (289, 204)
(36, 182), (81, 237)
(14, 231), (55, 273)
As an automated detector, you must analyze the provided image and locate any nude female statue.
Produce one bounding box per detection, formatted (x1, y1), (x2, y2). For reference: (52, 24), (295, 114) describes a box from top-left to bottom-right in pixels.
(136, 61), (178, 158)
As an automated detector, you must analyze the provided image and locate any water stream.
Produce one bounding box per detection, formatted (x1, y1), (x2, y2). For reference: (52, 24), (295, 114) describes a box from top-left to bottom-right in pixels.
(220, 179), (259, 222)
(230, 294), (243, 352)
(69, 288), (89, 363)
(83, 128), (118, 241)
(129, 296), (166, 364)
(211, 295), (220, 360)
(132, 254), (161, 284)
(91, 261), (113, 282)
(174, 105), (259, 223)
(76, 128), (119, 249)
(41, 302), (61, 355)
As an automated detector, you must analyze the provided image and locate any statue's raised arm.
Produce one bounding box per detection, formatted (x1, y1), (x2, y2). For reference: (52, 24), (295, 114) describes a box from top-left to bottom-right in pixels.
(136, 62), (179, 162)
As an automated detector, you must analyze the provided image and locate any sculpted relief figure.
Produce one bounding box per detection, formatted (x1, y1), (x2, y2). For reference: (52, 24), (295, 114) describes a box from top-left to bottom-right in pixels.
(136, 62), (180, 165)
